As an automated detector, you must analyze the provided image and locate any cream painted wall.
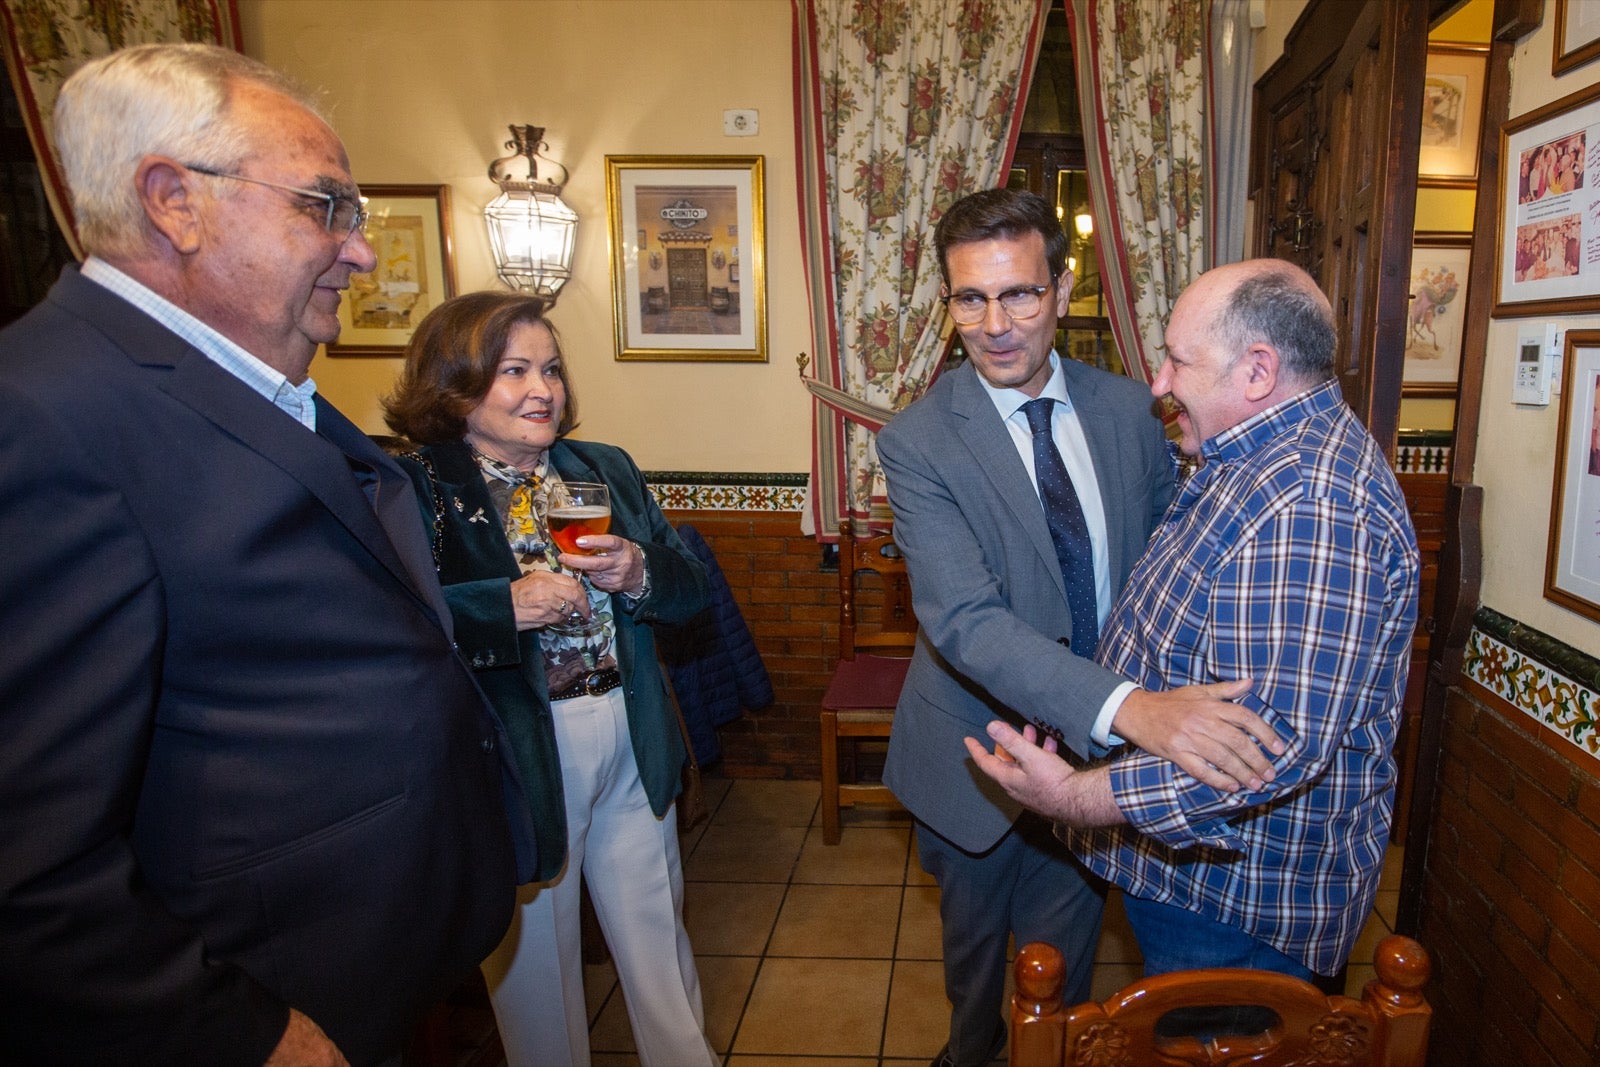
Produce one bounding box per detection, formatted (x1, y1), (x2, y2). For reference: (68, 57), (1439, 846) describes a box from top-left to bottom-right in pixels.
(1477, 4), (1600, 654)
(238, 0), (809, 474)
(1253, 0), (1596, 654)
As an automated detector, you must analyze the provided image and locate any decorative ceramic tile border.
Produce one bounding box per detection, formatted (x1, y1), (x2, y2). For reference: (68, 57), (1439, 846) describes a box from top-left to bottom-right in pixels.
(645, 471), (807, 512)
(1464, 607), (1600, 759)
(1395, 430), (1452, 475)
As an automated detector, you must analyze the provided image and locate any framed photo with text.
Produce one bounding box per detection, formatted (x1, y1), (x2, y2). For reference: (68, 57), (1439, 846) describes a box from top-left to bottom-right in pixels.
(1404, 232), (1469, 396)
(1546, 329), (1600, 623)
(328, 184), (456, 357)
(1420, 44), (1488, 188)
(605, 155), (766, 362)
(1495, 80), (1600, 317)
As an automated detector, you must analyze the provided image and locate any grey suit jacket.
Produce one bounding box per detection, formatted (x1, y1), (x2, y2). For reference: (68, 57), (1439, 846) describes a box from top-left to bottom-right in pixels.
(879, 358), (1174, 853)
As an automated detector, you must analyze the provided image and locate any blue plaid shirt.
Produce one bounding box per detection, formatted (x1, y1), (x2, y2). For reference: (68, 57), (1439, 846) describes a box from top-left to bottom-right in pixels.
(1066, 379), (1419, 975)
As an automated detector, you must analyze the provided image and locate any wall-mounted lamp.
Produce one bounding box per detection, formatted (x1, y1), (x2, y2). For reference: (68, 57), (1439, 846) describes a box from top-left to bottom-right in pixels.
(1073, 209), (1094, 239)
(485, 124), (578, 302)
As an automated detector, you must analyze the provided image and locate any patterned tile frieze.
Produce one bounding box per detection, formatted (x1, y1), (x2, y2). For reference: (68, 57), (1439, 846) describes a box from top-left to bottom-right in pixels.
(645, 471), (807, 512)
(1464, 607), (1600, 759)
(1395, 430), (1452, 476)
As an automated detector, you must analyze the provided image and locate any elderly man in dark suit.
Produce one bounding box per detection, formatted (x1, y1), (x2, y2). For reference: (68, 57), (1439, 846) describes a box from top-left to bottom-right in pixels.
(0, 44), (529, 1067)
(878, 189), (1283, 1067)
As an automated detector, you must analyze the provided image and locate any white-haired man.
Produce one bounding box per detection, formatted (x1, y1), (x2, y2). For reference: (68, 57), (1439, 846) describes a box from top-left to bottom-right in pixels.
(0, 44), (530, 1066)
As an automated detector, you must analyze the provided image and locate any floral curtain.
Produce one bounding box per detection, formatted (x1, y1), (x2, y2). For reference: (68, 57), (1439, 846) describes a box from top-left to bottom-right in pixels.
(794, 0), (1048, 539)
(0, 0), (242, 258)
(1068, 0), (1206, 383)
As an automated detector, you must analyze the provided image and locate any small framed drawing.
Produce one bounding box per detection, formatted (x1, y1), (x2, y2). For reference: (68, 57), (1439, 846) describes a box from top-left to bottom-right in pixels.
(1555, 0), (1600, 76)
(328, 184), (456, 357)
(1545, 329), (1600, 623)
(1420, 44), (1488, 188)
(1495, 80), (1600, 317)
(1403, 232), (1469, 397)
(606, 155), (767, 362)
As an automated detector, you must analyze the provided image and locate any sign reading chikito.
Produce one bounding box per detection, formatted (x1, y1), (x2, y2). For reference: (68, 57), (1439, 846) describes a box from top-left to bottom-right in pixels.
(660, 199), (709, 229)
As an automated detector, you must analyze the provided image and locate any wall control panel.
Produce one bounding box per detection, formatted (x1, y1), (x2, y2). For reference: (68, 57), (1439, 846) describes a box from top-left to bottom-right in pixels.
(1514, 324), (1562, 406)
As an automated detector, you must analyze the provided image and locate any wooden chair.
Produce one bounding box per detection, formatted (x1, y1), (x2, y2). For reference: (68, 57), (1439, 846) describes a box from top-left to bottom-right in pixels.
(1010, 934), (1432, 1067)
(818, 520), (916, 844)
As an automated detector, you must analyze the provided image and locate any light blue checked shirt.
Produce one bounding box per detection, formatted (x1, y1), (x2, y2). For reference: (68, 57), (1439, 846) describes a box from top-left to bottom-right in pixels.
(1065, 378), (1420, 975)
(80, 258), (319, 430)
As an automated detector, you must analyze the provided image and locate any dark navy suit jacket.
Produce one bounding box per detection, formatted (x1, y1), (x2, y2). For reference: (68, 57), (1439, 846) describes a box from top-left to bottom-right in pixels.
(0, 267), (531, 1066)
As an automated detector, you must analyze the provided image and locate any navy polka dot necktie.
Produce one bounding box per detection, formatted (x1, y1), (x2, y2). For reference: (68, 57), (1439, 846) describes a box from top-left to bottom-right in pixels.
(1022, 397), (1099, 654)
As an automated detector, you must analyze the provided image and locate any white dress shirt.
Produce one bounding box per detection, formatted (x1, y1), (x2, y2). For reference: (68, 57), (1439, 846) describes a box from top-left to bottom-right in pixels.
(976, 351), (1135, 745)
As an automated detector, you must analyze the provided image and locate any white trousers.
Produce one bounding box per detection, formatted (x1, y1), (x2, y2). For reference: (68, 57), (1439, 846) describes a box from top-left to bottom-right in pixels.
(480, 687), (716, 1067)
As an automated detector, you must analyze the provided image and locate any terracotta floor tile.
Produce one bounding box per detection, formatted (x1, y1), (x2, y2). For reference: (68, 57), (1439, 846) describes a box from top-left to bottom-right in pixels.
(583, 957), (618, 1026)
(699, 954), (760, 1054)
(726, 1058), (877, 1066)
(684, 880), (785, 956)
(882, 958), (950, 1061)
(734, 957), (891, 1057)
(896, 885), (944, 960)
(793, 825), (912, 885)
(683, 823), (806, 883)
(714, 778), (822, 828)
(769, 883), (902, 958)
(444, 778), (1401, 1064)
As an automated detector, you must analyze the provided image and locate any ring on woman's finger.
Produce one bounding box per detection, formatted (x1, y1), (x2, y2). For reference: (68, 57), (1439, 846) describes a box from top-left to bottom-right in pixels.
(557, 598), (569, 613)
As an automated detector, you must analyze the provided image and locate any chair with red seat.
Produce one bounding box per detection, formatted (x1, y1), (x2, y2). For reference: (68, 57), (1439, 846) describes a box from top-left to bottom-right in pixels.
(818, 520), (916, 844)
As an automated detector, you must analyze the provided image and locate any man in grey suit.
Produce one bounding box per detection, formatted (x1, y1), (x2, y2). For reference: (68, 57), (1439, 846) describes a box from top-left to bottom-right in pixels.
(877, 189), (1283, 1067)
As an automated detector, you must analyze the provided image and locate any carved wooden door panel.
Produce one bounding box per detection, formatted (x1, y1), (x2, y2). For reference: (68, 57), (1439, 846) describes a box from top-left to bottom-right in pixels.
(666, 248), (708, 307)
(1253, 0), (1428, 453)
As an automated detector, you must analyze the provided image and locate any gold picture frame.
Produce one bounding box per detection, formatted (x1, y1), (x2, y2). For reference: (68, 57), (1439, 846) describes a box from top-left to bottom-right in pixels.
(1419, 44), (1488, 188)
(1494, 80), (1600, 317)
(605, 155), (767, 362)
(328, 184), (456, 357)
(1554, 0), (1600, 76)
(1403, 232), (1469, 397)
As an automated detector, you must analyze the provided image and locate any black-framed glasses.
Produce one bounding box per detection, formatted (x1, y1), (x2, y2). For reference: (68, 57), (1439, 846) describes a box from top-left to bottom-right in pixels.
(185, 164), (368, 236)
(942, 284), (1052, 325)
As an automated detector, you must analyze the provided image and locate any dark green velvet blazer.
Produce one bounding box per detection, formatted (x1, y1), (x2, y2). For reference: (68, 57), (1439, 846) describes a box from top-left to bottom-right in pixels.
(395, 438), (709, 884)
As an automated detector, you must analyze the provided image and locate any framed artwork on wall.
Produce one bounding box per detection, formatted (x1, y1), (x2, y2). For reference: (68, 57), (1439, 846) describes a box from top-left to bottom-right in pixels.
(328, 184), (456, 357)
(1494, 80), (1600, 317)
(1554, 0), (1600, 76)
(1404, 232), (1470, 397)
(1546, 329), (1600, 623)
(605, 155), (767, 362)
(1419, 44), (1488, 188)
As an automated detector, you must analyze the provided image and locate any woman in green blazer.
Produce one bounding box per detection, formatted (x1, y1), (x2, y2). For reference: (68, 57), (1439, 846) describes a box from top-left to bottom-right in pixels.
(383, 291), (715, 1067)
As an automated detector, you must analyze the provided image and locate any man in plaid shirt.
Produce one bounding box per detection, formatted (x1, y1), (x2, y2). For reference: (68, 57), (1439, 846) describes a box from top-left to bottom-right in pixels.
(971, 259), (1420, 982)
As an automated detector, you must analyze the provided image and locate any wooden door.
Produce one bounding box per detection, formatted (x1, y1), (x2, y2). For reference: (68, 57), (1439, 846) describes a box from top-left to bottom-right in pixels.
(1252, 0), (1429, 455)
(666, 248), (708, 307)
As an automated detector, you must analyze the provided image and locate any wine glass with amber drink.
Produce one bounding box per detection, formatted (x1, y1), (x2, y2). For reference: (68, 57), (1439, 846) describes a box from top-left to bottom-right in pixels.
(548, 482), (611, 554)
(545, 481), (612, 637)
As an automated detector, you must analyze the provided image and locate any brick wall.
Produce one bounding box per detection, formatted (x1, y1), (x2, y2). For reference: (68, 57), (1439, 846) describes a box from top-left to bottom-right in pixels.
(1416, 681), (1600, 1066)
(666, 510), (839, 779)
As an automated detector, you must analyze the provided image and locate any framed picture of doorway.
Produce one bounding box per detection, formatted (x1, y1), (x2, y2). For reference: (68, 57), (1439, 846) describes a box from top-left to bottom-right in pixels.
(605, 155), (767, 362)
